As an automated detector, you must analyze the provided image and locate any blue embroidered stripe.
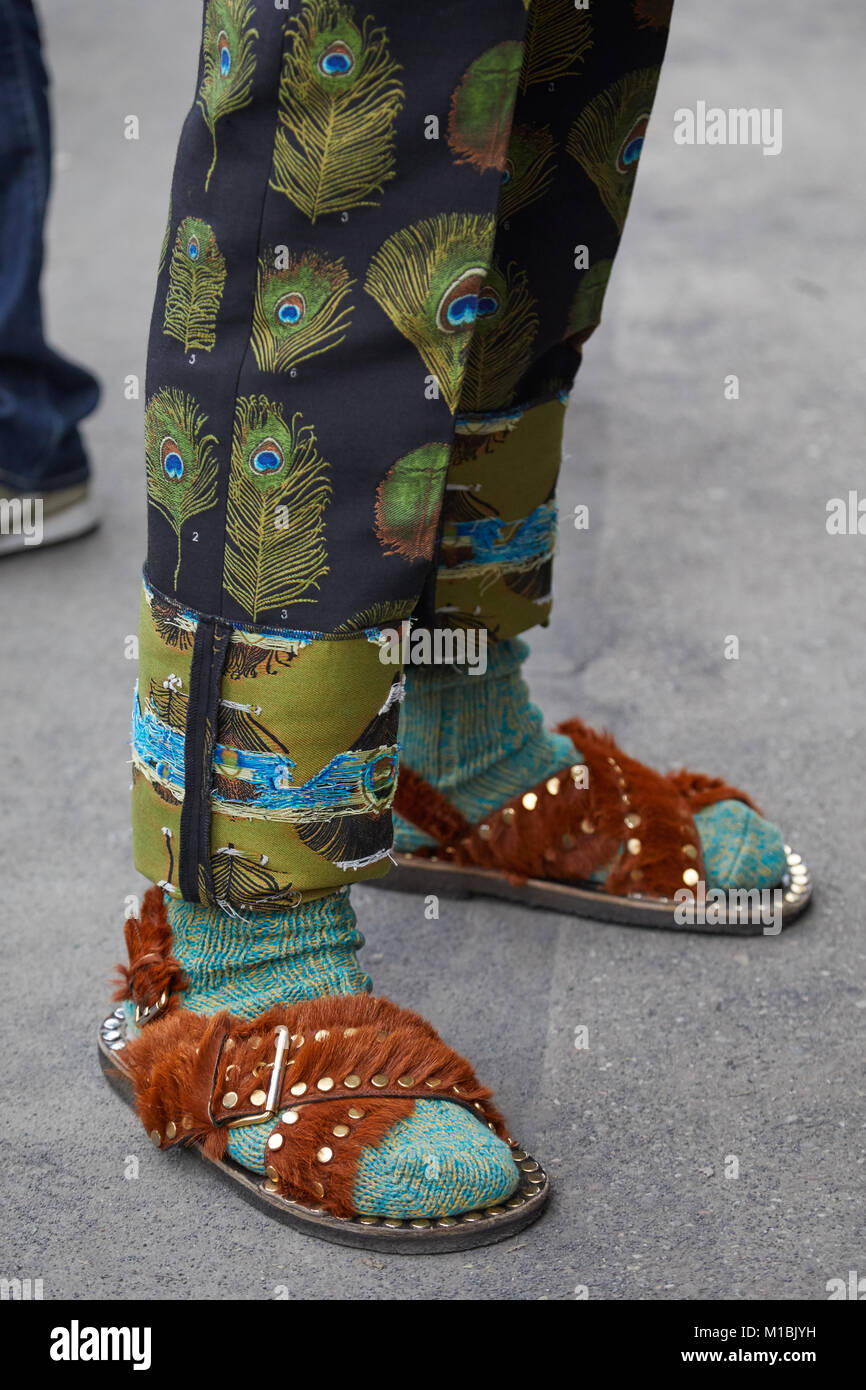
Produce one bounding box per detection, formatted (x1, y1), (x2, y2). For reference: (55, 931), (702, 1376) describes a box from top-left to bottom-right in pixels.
(445, 500), (557, 572)
(131, 687), (398, 822)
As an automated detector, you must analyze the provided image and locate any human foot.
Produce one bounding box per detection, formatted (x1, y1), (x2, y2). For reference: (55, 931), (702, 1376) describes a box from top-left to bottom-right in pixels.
(386, 713), (810, 932)
(100, 889), (545, 1249)
(388, 638), (809, 930)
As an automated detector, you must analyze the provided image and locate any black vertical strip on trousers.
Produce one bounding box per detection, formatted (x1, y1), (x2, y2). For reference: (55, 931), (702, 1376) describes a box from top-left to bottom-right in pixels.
(179, 616), (232, 904)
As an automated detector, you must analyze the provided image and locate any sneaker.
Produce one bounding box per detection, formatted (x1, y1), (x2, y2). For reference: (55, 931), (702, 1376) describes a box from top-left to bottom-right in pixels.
(0, 482), (99, 556)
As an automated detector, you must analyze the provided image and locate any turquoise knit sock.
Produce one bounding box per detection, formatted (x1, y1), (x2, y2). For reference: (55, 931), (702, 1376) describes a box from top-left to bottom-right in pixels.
(138, 889), (518, 1218)
(393, 638), (575, 850)
(394, 637), (787, 892)
(695, 801), (787, 891)
(227, 1099), (520, 1219)
(165, 888), (370, 1017)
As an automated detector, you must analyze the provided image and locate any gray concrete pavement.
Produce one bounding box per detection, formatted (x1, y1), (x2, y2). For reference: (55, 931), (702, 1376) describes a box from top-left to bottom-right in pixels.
(2, 0), (864, 1301)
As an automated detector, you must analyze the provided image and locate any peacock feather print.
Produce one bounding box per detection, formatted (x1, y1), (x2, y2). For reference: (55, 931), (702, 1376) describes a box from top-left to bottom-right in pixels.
(158, 196), (172, 276)
(217, 700), (291, 754)
(250, 247), (354, 372)
(520, 0), (592, 92)
(566, 257), (613, 346)
(163, 217), (227, 353)
(334, 597), (417, 633)
(213, 772), (262, 804)
(270, 0), (404, 224)
(223, 643), (296, 680)
(149, 592), (195, 652)
(504, 556), (553, 604)
(448, 429), (513, 470)
(438, 498), (556, 598)
(459, 260), (538, 413)
(145, 389), (219, 589)
(133, 763), (181, 808)
(566, 68), (659, 231)
(498, 124), (557, 222)
(223, 395), (331, 620)
(364, 212), (498, 413)
(435, 604), (499, 641)
(295, 787), (393, 869)
(209, 845), (298, 913)
(148, 678), (188, 731)
(374, 443), (451, 562)
(447, 41), (523, 174)
(198, 0), (259, 191)
(294, 673), (401, 870)
(441, 481), (499, 527)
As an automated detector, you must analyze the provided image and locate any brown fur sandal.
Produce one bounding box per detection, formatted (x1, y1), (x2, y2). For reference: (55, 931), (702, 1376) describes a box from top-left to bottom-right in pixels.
(376, 719), (812, 934)
(98, 891), (548, 1252)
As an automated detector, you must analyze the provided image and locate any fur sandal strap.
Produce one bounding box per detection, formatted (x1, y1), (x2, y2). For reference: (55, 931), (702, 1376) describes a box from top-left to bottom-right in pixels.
(99, 891), (549, 1252)
(122, 995), (509, 1212)
(384, 719), (812, 934)
(113, 886), (188, 1026)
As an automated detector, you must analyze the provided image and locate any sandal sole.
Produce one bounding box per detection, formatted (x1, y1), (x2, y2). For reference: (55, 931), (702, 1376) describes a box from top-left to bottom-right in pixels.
(369, 846), (813, 935)
(97, 1012), (549, 1254)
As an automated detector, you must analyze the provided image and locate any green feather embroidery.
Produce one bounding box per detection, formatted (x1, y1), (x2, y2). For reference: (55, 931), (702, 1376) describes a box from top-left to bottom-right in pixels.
(270, 0), (404, 223)
(223, 395), (331, 620)
(447, 41), (523, 173)
(364, 212), (498, 413)
(198, 0), (259, 192)
(374, 444), (451, 561)
(333, 597), (417, 633)
(499, 124), (557, 222)
(145, 389), (219, 589)
(566, 69), (659, 231)
(250, 247), (354, 372)
(163, 217), (227, 353)
(158, 196), (172, 276)
(520, 0), (593, 92)
(566, 258), (613, 345)
(460, 260), (538, 413)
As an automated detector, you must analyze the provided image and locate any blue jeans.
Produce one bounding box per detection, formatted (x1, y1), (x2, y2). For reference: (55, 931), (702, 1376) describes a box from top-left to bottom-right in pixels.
(0, 0), (99, 491)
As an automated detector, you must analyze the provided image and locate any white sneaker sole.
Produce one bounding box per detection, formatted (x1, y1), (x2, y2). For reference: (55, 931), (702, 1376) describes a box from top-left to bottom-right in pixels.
(0, 498), (99, 556)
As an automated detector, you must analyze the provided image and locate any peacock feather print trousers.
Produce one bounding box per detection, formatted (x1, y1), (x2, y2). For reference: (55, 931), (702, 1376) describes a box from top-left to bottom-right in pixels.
(132, 0), (673, 911)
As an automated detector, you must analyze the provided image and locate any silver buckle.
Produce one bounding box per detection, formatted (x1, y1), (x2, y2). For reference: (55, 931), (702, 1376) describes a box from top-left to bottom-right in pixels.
(134, 989), (169, 1026)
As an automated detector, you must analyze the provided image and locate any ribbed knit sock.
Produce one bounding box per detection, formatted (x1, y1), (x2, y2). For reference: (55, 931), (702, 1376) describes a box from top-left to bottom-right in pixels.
(135, 888), (518, 1218)
(393, 638), (576, 850)
(394, 638), (787, 891)
(165, 888), (370, 1017)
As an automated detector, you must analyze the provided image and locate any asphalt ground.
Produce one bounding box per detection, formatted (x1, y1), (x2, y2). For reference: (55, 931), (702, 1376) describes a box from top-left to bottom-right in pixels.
(1, 0), (863, 1300)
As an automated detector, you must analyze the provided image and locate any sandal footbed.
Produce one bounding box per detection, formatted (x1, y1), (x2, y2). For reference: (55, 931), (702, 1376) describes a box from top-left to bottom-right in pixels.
(97, 1016), (549, 1254)
(369, 846), (812, 935)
